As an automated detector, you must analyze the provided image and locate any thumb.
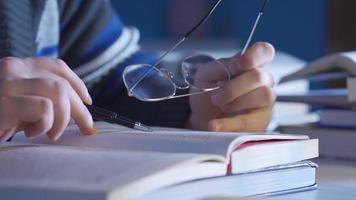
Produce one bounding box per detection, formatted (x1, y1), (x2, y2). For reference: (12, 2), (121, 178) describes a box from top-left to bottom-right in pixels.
(219, 42), (275, 76)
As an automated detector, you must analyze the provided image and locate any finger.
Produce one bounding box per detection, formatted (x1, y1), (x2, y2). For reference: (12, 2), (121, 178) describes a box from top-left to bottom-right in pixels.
(219, 42), (275, 76)
(211, 68), (273, 106)
(46, 72), (95, 135)
(1, 76), (94, 139)
(41, 80), (71, 140)
(0, 126), (17, 142)
(22, 58), (92, 105)
(0, 95), (54, 139)
(0, 78), (71, 140)
(221, 86), (276, 114)
(0, 57), (27, 79)
(208, 106), (273, 132)
(65, 79), (96, 135)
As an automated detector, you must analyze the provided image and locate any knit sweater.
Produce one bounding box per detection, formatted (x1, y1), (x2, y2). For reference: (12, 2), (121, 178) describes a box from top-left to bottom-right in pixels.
(0, 0), (191, 128)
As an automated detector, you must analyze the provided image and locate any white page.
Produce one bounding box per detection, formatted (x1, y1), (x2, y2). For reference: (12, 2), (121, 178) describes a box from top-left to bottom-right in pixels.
(12, 122), (308, 159)
(0, 143), (224, 198)
(280, 51), (356, 83)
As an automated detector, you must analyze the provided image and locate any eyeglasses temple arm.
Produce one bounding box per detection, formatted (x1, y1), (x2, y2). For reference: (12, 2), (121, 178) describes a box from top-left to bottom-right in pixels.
(129, 0), (222, 93)
(129, 0), (269, 95)
(240, 0), (269, 55)
(184, 0), (223, 38)
(153, 0), (223, 68)
(152, 37), (186, 67)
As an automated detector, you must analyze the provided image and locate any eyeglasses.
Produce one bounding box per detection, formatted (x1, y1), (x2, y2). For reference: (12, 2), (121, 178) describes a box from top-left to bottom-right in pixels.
(123, 0), (269, 102)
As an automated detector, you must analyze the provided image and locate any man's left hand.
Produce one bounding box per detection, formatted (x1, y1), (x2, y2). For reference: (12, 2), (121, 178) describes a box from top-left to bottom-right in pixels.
(188, 42), (275, 132)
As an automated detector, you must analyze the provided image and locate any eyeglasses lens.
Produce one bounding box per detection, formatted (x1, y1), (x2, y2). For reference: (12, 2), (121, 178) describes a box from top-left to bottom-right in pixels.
(181, 54), (230, 90)
(123, 64), (176, 101)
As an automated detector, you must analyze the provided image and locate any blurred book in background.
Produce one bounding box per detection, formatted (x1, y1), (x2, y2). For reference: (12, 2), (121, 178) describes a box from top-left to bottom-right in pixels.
(277, 51), (356, 160)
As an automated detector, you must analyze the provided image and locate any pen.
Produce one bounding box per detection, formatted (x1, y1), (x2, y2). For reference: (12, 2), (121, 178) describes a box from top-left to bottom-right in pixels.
(87, 105), (153, 132)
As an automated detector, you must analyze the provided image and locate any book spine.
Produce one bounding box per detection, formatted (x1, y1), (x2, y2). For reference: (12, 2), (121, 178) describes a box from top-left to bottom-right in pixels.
(347, 77), (356, 102)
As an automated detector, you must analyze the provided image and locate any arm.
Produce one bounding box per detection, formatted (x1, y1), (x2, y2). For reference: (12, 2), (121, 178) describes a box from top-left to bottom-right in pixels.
(0, 1), (275, 142)
(58, 0), (275, 132)
(58, 0), (191, 128)
(0, 0), (189, 143)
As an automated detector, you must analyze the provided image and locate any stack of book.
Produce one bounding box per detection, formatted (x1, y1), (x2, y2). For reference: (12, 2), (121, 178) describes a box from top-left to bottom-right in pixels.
(0, 121), (318, 200)
(277, 51), (356, 160)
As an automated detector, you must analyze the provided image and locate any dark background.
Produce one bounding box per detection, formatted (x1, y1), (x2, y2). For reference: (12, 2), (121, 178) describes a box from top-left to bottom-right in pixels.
(111, 0), (356, 62)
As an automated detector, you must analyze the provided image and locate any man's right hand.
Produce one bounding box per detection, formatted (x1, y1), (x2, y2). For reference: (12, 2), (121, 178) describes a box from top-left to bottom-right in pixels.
(0, 57), (96, 142)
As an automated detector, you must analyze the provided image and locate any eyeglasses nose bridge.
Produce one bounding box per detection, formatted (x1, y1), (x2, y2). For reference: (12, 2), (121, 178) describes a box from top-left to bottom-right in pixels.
(160, 67), (191, 90)
(160, 68), (175, 79)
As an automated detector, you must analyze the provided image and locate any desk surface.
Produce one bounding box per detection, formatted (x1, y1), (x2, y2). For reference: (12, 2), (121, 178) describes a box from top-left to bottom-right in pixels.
(264, 158), (356, 200)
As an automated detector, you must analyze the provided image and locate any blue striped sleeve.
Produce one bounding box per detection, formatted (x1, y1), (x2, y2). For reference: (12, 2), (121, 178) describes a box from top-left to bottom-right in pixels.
(79, 15), (124, 65)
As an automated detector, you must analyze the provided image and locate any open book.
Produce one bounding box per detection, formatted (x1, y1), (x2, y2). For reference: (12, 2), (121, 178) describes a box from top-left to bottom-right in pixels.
(279, 51), (356, 84)
(3, 122), (318, 199)
(278, 51), (356, 104)
(277, 51), (356, 128)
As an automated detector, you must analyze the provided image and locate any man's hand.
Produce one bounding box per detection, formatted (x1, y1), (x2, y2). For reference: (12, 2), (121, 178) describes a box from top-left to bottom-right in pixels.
(188, 42), (275, 132)
(0, 57), (96, 142)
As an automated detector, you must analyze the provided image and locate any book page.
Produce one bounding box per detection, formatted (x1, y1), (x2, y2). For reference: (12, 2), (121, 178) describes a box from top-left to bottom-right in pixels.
(280, 51), (356, 83)
(0, 143), (225, 199)
(12, 122), (240, 158)
(12, 122), (308, 159)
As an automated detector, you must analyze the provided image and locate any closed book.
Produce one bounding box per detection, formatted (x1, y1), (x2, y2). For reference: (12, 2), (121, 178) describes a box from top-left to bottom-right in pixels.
(278, 51), (356, 108)
(279, 124), (356, 160)
(318, 109), (356, 128)
(277, 89), (352, 109)
(141, 161), (318, 200)
(347, 77), (356, 102)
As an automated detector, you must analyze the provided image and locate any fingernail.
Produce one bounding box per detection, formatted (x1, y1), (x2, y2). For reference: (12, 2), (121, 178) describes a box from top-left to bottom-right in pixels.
(86, 92), (93, 105)
(79, 122), (96, 135)
(89, 123), (97, 134)
(53, 133), (61, 141)
(257, 43), (272, 60)
(53, 135), (60, 141)
(89, 113), (97, 134)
